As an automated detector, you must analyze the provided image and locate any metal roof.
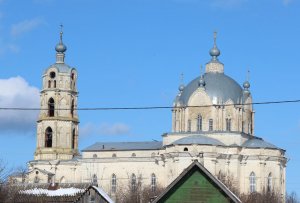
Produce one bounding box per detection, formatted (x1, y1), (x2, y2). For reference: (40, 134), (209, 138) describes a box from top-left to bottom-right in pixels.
(82, 141), (163, 151)
(44, 63), (74, 74)
(176, 72), (244, 105)
(171, 134), (225, 146)
(242, 138), (280, 149)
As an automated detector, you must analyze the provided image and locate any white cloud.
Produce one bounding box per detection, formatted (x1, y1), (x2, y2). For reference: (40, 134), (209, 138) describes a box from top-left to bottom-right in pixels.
(80, 122), (131, 137)
(0, 76), (39, 133)
(11, 18), (44, 37)
(211, 0), (247, 9)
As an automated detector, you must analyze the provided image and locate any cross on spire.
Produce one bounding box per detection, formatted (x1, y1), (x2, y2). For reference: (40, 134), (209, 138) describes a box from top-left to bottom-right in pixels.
(213, 31), (217, 46)
(59, 24), (64, 42)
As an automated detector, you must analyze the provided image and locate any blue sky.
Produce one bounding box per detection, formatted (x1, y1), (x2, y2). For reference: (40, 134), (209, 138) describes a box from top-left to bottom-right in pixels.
(0, 0), (299, 194)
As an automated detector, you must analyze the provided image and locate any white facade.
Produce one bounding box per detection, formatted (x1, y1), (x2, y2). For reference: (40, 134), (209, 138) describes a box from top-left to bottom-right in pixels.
(27, 33), (287, 200)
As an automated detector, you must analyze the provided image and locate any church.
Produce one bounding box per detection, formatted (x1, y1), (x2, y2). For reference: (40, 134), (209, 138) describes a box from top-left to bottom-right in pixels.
(25, 31), (287, 199)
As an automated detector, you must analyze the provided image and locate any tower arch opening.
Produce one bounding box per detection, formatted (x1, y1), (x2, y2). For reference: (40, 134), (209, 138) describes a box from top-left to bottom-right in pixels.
(48, 98), (55, 117)
(45, 127), (53, 148)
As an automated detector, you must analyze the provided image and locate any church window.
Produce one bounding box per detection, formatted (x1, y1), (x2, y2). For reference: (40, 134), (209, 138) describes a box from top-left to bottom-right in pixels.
(71, 73), (75, 80)
(54, 80), (56, 88)
(111, 174), (117, 193)
(184, 147), (188, 152)
(50, 71), (56, 79)
(226, 118), (231, 131)
(48, 98), (55, 117)
(151, 152), (156, 158)
(197, 115), (202, 131)
(71, 99), (74, 117)
(249, 172), (256, 193)
(267, 173), (272, 192)
(45, 127), (53, 148)
(187, 119), (191, 132)
(131, 153), (136, 157)
(151, 173), (156, 192)
(131, 174), (137, 192)
(72, 129), (76, 149)
(92, 174), (98, 185)
(93, 154), (97, 158)
(48, 80), (51, 88)
(209, 119), (213, 131)
(34, 176), (39, 183)
(112, 153), (117, 158)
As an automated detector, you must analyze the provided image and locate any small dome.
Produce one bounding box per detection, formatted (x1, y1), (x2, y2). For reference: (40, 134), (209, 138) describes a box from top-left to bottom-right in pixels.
(242, 138), (280, 149)
(178, 84), (185, 92)
(243, 81), (250, 89)
(55, 42), (67, 53)
(209, 46), (220, 58)
(172, 135), (225, 146)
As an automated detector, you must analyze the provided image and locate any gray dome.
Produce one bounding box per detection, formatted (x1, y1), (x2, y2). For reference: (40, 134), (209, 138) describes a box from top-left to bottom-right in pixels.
(209, 46), (220, 58)
(55, 43), (67, 53)
(243, 81), (250, 89)
(242, 139), (279, 149)
(178, 84), (185, 92)
(44, 63), (74, 74)
(172, 135), (225, 146)
(176, 73), (243, 105)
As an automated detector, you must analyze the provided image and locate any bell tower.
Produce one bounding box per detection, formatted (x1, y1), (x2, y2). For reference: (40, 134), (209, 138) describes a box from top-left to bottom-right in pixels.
(34, 28), (79, 160)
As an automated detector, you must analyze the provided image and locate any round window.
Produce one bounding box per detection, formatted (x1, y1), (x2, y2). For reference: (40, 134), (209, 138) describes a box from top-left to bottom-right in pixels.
(50, 72), (56, 79)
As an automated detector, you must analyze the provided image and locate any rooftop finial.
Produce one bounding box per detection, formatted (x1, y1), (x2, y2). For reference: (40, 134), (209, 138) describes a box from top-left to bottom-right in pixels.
(59, 24), (63, 43)
(243, 69), (251, 91)
(178, 73), (185, 92)
(209, 31), (220, 61)
(198, 65), (205, 87)
(55, 24), (67, 63)
(213, 31), (217, 46)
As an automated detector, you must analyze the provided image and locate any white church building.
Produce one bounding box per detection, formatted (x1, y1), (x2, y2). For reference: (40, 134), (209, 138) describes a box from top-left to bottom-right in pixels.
(26, 31), (287, 198)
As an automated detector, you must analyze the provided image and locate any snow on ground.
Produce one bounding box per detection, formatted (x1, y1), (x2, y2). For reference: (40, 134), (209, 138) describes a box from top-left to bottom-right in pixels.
(20, 187), (84, 196)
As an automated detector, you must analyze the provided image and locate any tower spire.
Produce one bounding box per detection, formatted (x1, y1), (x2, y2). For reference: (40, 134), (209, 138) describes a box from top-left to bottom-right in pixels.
(55, 24), (67, 63)
(209, 31), (220, 61)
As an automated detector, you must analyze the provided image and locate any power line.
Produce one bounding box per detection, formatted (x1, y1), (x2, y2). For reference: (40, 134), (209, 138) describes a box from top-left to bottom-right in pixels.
(0, 99), (300, 111)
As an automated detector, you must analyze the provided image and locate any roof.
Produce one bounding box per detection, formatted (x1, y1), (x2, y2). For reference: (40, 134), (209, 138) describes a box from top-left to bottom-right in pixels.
(82, 141), (163, 152)
(176, 72), (244, 105)
(152, 160), (241, 203)
(171, 134), (225, 146)
(44, 63), (74, 74)
(242, 138), (280, 149)
(91, 186), (114, 203)
(74, 185), (114, 203)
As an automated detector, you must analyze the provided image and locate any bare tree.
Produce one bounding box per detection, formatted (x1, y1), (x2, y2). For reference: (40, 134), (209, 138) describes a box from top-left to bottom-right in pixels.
(286, 192), (300, 203)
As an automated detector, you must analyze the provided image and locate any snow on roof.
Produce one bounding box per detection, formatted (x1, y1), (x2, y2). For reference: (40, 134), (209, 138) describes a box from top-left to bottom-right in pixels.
(91, 186), (114, 203)
(20, 187), (84, 196)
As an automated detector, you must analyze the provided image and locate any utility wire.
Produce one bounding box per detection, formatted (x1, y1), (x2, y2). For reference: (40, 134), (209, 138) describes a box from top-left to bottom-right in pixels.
(0, 99), (299, 111)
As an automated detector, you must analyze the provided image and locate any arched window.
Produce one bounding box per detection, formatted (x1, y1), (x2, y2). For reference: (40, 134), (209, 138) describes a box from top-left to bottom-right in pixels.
(151, 173), (156, 192)
(48, 80), (51, 88)
(93, 154), (97, 158)
(131, 174), (137, 192)
(92, 174), (97, 185)
(151, 152), (156, 158)
(226, 118), (231, 131)
(249, 172), (256, 193)
(209, 119), (213, 131)
(48, 98), (55, 117)
(72, 129), (76, 149)
(267, 173), (272, 192)
(111, 174), (117, 193)
(71, 99), (74, 117)
(197, 115), (202, 131)
(112, 153), (117, 158)
(54, 80), (56, 88)
(45, 127), (53, 148)
(131, 153), (136, 157)
(184, 147), (188, 152)
(187, 119), (191, 132)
